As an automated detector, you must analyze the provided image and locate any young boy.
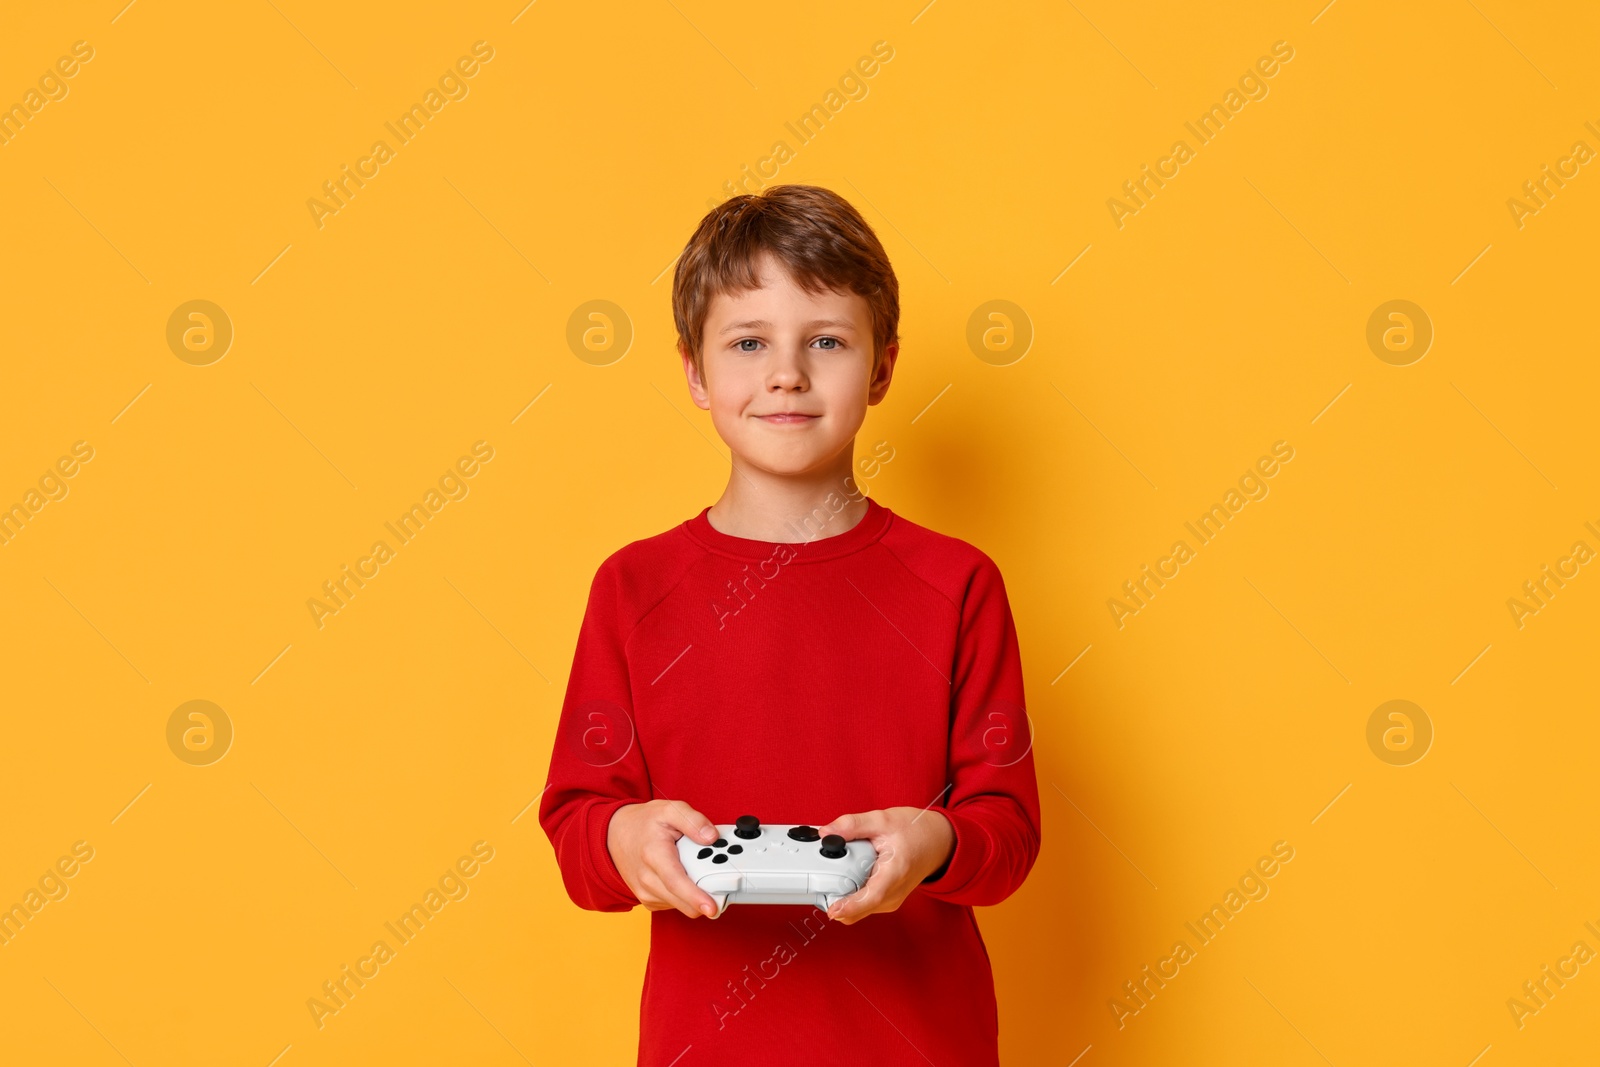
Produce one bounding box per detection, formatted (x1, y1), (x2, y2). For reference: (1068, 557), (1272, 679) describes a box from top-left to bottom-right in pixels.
(539, 184), (1041, 1066)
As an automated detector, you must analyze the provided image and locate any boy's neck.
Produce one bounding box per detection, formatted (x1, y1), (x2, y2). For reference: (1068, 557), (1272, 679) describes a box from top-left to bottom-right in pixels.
(706, 451), (868, 543)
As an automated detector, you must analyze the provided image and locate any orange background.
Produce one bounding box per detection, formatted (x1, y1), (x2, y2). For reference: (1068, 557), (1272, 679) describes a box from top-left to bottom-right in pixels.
(1, 1), (1597, 1064)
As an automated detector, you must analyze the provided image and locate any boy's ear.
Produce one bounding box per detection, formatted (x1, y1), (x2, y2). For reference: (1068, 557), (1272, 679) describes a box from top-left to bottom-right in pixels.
(679, 340), (711, 410)
(867, 341), (899, 405)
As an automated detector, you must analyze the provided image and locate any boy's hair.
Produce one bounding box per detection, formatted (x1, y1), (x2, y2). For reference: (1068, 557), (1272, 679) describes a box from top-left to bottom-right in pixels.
(672, 184), (900, 378)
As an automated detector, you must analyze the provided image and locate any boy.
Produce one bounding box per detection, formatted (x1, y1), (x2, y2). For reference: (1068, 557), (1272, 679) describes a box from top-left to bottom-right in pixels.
(539, 184), (1041, 1066)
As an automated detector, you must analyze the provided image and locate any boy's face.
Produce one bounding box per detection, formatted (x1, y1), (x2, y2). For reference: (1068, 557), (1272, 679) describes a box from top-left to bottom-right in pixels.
(682, 251), (897, 478)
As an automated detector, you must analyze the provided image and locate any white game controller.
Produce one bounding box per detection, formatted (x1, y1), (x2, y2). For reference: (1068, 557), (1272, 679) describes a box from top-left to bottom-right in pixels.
(676, 815), (878, 918)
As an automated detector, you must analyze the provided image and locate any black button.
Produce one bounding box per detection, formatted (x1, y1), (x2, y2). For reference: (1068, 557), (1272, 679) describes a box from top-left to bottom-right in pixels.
(727, 844), (743, 854)
(713, 838), (727, 848)
(787, 826), (820, 842)
(712, 853), (729, 864)
(697, 847), (713, 859)
(820, 834), (848, 859)
(734, 815), (761, 840)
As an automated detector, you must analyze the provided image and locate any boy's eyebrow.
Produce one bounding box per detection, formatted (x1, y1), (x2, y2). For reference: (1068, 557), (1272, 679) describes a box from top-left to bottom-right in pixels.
(718, 318), (859, 334)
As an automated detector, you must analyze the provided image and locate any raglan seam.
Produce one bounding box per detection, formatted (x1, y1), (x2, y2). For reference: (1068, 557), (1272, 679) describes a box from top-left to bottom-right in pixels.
(616, 532), (716, 650)
(875, 534), (976, 619)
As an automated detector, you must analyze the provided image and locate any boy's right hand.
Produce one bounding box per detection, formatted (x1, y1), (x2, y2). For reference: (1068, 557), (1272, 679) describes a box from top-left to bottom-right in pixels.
(606, 800), (722, 918)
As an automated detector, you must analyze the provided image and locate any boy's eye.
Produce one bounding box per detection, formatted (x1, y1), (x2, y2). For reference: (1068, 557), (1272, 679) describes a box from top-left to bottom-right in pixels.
(732, 336), (844, 352)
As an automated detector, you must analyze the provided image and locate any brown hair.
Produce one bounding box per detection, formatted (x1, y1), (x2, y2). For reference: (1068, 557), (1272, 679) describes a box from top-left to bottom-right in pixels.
(671, 185), (899, 377)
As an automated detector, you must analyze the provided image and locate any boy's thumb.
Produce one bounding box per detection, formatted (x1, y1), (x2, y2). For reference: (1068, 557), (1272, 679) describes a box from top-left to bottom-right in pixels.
(820, 813), (855, 838)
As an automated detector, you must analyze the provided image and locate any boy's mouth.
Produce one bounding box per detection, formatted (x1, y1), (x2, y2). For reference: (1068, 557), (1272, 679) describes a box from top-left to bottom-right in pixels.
(756, 413), (820, 424)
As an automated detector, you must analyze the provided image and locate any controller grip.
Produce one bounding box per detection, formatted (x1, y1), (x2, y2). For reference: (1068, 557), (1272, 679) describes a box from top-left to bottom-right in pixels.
(706, 892), (729, 919)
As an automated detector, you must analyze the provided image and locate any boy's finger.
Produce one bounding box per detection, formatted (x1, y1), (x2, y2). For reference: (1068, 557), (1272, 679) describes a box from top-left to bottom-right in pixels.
(828, 880), (884, 923)
(652, 846), (719, 918)
(643, 863), (700, 918)
(828, 856), (896, 922)
(660, 800), (719, 844)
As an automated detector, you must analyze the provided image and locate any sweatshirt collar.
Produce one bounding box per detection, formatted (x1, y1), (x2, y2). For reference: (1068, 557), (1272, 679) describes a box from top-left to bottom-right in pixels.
(681, 496), (892, 562)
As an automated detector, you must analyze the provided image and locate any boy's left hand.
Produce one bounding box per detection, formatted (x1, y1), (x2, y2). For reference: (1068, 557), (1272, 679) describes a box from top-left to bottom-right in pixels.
(816, 807), (954, 925)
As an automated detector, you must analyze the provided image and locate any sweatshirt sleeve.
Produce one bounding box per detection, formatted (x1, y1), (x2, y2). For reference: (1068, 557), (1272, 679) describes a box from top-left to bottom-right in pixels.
(538, 556), (652, 912)
(918, 552), (1043, 907)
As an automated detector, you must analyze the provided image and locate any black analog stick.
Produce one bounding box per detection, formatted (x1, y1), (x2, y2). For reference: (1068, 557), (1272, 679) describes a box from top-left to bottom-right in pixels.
(787, 825), (820, 842)
(820, 834), (848, 859)
(734, 815), (761, 840)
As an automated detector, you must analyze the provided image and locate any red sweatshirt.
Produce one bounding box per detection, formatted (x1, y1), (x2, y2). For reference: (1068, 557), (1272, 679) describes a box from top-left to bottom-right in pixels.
(539, 495), (1041, 1066)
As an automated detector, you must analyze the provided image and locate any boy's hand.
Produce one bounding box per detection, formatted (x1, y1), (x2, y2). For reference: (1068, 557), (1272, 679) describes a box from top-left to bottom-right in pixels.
(816, 807), (955, 925)
(606, 800), (722, 919)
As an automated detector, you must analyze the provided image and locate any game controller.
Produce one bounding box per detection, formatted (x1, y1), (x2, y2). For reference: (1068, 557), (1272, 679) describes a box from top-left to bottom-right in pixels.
(676, 815), (878, 918)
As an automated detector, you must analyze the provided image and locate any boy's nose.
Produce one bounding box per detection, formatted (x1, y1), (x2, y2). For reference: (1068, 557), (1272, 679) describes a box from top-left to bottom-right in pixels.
(765, 346), (809, 388)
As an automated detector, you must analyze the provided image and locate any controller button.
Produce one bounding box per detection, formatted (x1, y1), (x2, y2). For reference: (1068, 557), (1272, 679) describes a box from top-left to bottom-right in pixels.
(727, 844), (743, 854)
(734, 815), (761, 840)
(713, 838), (727, 848)
(712, 853), (729, 864)
(787, 826), (820, 842)
(697, 847), (713, 859)
(820, 835), (848, 859)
